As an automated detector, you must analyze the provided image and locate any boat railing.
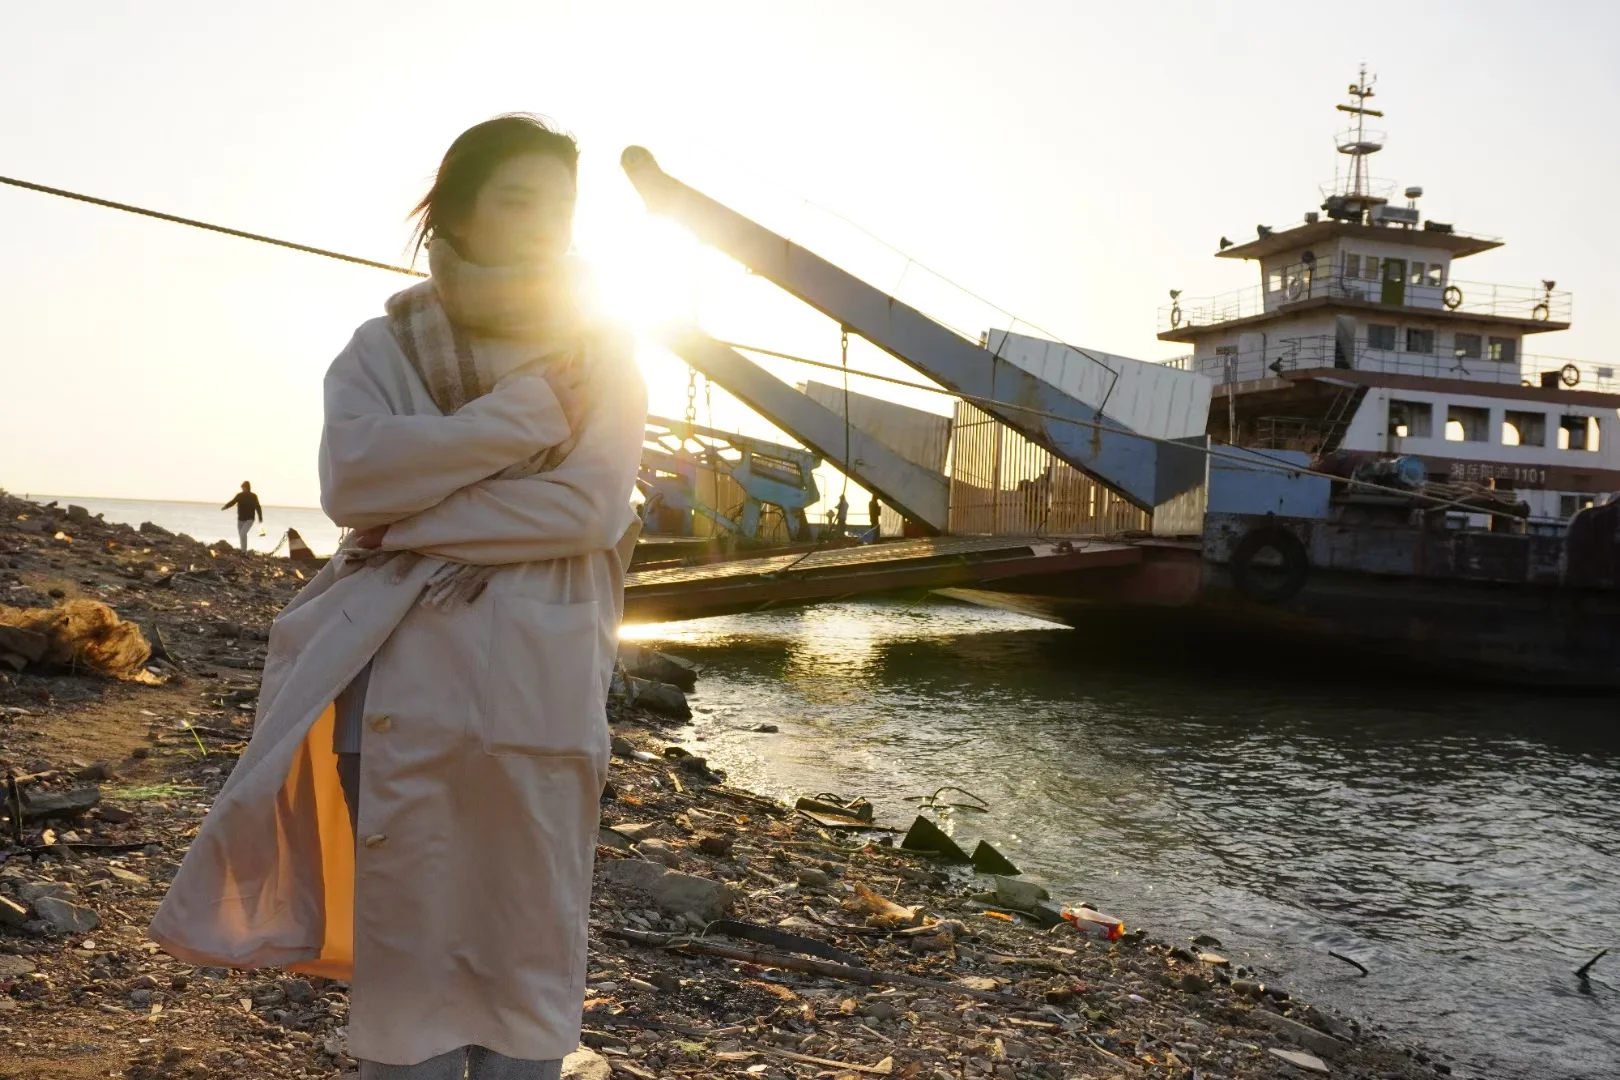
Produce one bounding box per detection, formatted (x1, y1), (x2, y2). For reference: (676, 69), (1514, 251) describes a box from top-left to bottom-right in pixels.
(1163, 337), (1618, 393)
(1161, 265), (1571, 333)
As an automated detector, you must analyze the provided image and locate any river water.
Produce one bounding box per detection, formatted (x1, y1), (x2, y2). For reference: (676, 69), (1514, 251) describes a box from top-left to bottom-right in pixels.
(628, 599), (1619, 1080)
(27, 495), (344, 555)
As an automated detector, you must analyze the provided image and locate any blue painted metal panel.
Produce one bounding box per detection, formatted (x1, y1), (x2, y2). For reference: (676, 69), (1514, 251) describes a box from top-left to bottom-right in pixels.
(1206, 448), (1333, 520)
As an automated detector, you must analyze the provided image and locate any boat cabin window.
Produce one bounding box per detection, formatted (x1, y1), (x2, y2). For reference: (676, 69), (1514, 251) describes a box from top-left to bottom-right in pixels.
(1445, 405), (1491, 443)
(1408, 262), (1426, 286)
(1425, 264), (1444, 287)
(1560, 494), (1596, 519)
(1362, 256), (1381, 281)
(1389, 399), (1433, 439)
(1454, 333), (1482, 359)
(1267, 268), (1283, 293)
(1405, 328), (1435, 354)
(1502, 410), (1546, 447)
(1368, 324), (1397, 350)
(1558, 415), (1601, 452)
(1344, 254), (1361, 279)
(1488, 336), (1518, 363)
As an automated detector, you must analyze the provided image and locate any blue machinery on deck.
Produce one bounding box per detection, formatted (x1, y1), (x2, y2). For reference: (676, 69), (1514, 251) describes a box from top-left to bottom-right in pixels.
(639, 415), (821, 541)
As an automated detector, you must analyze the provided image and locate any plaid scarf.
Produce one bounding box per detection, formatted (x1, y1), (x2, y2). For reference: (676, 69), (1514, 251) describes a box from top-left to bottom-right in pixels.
(337, 239), (600, 605)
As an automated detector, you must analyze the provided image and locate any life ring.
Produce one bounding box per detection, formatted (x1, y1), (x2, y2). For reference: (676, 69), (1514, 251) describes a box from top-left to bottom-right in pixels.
(1442, 285), (1463, 310)
(1532, 302), (1551, 322)
(1560, 363), (1581, 388)
(1229, 525), (1309, 604)
(1170, 304), (1183, 328)
(1286, 277), (1305, 301)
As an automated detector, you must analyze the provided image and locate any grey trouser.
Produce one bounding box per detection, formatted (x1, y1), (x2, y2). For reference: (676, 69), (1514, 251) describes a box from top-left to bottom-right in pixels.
(357, 1046), (563, 1080)
(336, 754), (564, 1080)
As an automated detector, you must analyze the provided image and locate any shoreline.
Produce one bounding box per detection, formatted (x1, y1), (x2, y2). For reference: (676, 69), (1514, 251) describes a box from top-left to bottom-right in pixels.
(0, 489), (1463, 1079)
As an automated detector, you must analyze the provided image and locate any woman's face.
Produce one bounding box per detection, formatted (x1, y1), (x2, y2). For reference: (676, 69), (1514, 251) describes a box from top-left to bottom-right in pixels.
(451, 152), (576, 269)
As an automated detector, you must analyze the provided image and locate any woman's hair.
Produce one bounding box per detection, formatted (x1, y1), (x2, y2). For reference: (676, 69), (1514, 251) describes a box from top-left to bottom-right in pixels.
(409, 113), (579, 259)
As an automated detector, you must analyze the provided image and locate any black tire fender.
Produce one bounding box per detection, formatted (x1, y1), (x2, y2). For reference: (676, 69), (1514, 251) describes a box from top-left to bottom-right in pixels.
(1229, 525), (1309, 604)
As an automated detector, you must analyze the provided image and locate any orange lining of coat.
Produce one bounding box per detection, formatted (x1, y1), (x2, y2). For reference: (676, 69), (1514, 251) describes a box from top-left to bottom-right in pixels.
(287, 704), (356, 979)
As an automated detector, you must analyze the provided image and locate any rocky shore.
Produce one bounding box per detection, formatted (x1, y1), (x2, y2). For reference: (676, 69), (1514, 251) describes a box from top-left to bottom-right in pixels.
(0, 490), (1461, 1079)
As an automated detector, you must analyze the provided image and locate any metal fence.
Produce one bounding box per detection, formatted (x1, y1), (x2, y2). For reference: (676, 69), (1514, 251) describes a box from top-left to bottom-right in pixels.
(947, 402), (1148, 536)
(1163, 336), (1618, 393)
(1160, 264), (1571, 333)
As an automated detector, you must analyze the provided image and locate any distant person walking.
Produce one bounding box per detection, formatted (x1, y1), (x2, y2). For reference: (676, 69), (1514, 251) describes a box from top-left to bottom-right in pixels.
(868, 495), (882, 540)
(222, 482), (262, 551)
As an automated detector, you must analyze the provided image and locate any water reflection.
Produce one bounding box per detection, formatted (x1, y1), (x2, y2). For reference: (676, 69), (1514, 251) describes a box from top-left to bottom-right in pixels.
(630, 598), (1620, 1079)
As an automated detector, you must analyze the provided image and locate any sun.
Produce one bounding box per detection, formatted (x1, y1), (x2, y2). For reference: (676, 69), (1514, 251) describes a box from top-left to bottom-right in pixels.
(575, 204), (711, 334)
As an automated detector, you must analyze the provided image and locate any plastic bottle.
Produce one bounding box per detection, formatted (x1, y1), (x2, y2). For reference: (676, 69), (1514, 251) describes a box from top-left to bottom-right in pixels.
(1061, 905), (1125, 941)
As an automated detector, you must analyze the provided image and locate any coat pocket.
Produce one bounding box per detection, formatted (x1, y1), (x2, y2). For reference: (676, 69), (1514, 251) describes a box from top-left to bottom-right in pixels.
(482, 596), (606, 757)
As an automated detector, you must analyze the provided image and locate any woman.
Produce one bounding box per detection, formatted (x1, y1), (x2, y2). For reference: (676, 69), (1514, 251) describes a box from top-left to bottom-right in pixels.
(151, 115), (646, 1079)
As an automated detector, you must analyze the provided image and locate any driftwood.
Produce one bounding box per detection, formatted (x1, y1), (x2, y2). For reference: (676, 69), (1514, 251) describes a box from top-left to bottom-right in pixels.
(583, 1012), (893, 1075)
(23, 839), (150, 856)
(178, 724), (247, 741)
(759, 1047), (893, 1075)
(1328, 950), (1369, 976)
(1575, 948), (1608, 981)
(701, 786), (785, 813)
(602, 926), (1026, 1004)
(974, 949), (1079, 975)
(4, 773), (21, 845)
(702, 919), (865, 966)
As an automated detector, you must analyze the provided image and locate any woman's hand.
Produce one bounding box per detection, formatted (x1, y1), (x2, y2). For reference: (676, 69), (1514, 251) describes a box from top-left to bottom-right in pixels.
(353, 525), (389, 549)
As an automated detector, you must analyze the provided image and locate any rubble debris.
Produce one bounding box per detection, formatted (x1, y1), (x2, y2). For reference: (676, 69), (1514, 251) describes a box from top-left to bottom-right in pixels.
(17, 783), (101, 821)
(617, 643), (698, 691)
(1269, 1046), (1332, 1073)
(599, 858), (737, 921)
(899, 813), (971, 863)
(622, 676), (691, 719)
(989, 875), (1048, 913)
(843, 882), (923, 929)
(969, 838), (1020, 876)
(1255, 1008), (1351, 1057)
(560, 1047), (611, 1079)
(33, 893), (101, 933)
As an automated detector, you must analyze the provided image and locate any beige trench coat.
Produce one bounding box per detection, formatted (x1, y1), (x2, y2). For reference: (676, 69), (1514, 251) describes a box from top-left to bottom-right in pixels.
(150, 317), (645, 1066)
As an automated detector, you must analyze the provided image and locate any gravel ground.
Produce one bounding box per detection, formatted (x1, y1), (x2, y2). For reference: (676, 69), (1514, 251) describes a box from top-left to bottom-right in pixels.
(0, 491), (1463, 1080)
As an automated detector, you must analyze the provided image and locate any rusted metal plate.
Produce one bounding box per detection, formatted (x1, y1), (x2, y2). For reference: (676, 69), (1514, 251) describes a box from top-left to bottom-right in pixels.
(624, 536), (1142, 623)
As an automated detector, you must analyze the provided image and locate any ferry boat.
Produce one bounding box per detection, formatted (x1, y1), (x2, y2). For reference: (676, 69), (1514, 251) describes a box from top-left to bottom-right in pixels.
(1159, 68), (1618, 528)
(945, 71), (1620, 685)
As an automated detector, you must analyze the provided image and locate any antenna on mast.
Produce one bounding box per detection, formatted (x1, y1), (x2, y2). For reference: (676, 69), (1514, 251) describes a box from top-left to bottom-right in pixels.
(1323, 65), (1388, 223)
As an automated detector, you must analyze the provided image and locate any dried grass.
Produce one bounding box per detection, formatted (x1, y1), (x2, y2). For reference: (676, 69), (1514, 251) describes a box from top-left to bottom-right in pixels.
(0, 598), (152, 679)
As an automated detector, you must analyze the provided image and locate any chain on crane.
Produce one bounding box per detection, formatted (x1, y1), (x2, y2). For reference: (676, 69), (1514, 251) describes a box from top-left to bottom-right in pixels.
(840, 327), (852, 499)
(685, 365), (698, 424)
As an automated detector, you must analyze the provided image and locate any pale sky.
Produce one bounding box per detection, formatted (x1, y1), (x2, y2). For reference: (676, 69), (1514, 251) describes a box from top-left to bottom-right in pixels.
(3, 1), (1617, 508)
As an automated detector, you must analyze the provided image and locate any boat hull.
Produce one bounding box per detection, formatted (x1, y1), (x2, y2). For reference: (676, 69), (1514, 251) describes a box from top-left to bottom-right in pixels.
(940, 544), (1620, 689)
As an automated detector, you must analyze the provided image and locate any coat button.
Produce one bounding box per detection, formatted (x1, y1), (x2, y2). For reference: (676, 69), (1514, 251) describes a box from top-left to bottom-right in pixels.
(369, 715), (393, 733)
(363, 834), (387, 848)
